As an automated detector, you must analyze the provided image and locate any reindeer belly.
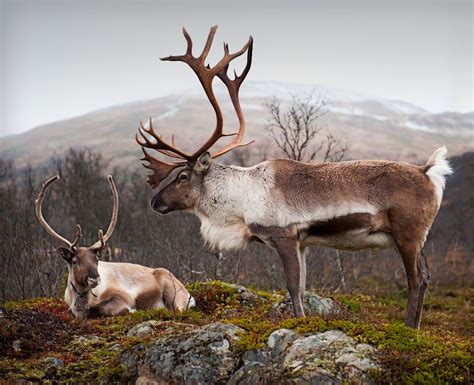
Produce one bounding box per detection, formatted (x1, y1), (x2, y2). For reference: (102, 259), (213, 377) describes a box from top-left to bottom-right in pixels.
(300, 212), (394, 251)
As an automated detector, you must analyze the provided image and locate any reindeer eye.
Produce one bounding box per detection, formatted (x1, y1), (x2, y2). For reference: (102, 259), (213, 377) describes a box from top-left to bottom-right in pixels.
(72, 258), (78, 264)
(179, 173), (188, 182)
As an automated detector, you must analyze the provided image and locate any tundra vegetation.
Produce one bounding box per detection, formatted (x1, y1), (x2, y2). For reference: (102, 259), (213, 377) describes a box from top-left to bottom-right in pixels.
(0, 281), (472, 383)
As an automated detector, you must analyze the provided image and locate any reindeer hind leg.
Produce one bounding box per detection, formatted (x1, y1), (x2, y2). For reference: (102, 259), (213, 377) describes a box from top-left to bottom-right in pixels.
(299, 246), (308, 301)
(415, 249), (431, 328)
(394, 240), (423, 328)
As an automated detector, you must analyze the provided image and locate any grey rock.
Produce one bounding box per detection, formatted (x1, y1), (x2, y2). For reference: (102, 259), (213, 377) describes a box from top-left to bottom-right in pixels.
(119, 289), (378, 385)
(242, 349), (270, 365)
(271, 292), (339, 317)
(121, 343), (146, 378)
(125, 322), (245, 385)
(227, 362), (267, 385)
(109, 343), (122, 351)
(77, 335), (100, 344)
(226, 283), (269, 304)
(44, 356), (64, 368)
(122, 325), (378, 385)
(267, 328), (298, 359)
(231, 328), (378, 385)
(43, 356), (65, 378)
(127, 320), (159, 337)
(203, 322), (243, 341)
(12, 340), (21, 352)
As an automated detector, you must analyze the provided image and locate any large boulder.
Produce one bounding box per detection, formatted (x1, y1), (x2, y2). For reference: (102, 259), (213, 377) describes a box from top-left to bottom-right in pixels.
(228, 329), (378, 385)
(124, 322), (245, 384)
(122, 322), (378, 385)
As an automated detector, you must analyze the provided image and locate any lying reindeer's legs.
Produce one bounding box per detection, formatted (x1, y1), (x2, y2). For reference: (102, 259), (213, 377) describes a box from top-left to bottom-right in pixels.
(395, 242), (422, 328)
(89, 296), (130, 317)
(273, 238), (305, 317)
(415, 250), (431, 328)
(299, 246), (307, 301)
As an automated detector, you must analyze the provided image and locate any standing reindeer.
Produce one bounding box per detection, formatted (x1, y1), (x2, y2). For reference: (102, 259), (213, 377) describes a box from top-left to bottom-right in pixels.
(136, 26), (452, 328)
(35, 175), (194, 319)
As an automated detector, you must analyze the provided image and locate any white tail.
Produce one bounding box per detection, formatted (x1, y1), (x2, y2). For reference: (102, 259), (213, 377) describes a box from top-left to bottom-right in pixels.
(425, 146), (453, 207)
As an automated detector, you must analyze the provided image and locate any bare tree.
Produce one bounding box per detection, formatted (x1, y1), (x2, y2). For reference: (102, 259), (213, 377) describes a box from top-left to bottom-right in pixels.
(264, 92), (347, 162)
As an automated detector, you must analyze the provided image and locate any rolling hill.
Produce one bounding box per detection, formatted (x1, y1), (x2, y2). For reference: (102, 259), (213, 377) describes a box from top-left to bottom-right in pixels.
(1, 81), (472, 170)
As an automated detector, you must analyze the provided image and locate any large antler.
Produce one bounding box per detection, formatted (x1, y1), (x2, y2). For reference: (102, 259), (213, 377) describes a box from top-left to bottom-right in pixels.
(35, 175), (82, 249)
(90, 175), (119, 250)
(136, 25), (254, 188)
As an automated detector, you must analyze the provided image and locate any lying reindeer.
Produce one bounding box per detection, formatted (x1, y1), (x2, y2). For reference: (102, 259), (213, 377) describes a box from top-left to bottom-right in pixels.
(35, 175), (195, 319)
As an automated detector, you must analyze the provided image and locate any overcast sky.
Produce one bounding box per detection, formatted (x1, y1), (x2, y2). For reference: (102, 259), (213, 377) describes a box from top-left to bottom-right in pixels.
(1, 0), (472, 137)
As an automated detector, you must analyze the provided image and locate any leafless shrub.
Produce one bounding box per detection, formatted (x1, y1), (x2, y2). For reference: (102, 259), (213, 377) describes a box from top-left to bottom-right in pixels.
(264, 92), (347, 162)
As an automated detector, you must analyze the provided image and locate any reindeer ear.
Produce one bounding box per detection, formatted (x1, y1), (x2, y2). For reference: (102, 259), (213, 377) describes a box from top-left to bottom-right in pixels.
(92, 247), (104, 259)
(58, 247), (73, 262)
(194, 152), (212, 174)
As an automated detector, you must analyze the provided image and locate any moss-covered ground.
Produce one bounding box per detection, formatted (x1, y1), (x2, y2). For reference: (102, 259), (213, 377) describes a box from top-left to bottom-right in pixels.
(0, 282), (472, 384)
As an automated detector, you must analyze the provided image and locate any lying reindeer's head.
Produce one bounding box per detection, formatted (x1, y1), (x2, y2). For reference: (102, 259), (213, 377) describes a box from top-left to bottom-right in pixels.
(35, 175), (119, 290)
(136, 26), (254, 214)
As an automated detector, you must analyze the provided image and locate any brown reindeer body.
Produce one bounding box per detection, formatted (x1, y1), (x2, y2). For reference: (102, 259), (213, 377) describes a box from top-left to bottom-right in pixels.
(136, 26), (451, 328)
(190, 156), (440, 252)
(36, 175), (194, 320)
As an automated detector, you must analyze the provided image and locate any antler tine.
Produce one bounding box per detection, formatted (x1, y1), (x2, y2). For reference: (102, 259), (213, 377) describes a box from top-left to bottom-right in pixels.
(183, 27), (193, 56)
(138, 148), (186, 188)
(137, 118), (191, 159)
(211, 36), (255, 158)
(160, 26), (225, 160)
(35, 175), (75, 248)
(90, 175), (119, 250)
(198, 26), (217, 64)
(161, 26), (218, 64)
(70, 224), (82, 249)
(96, 229), (105, 250)
(212, 35), (253, 76)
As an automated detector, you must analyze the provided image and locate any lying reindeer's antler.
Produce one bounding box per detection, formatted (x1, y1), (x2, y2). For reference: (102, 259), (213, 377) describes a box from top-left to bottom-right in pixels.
(89, 175), (119, 250)
(35, 176), (82, 249)
(136, 25), (254, 188)
(35, 175), (119, 251)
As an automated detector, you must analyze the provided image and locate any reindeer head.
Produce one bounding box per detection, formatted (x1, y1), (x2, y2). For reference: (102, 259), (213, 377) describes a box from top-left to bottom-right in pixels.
(35, 175), (119, 290)
(136, 26), (254, 214)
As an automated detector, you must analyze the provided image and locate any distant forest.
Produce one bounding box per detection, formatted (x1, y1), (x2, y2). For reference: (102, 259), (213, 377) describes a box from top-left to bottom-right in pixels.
(0, 149), (472, 303)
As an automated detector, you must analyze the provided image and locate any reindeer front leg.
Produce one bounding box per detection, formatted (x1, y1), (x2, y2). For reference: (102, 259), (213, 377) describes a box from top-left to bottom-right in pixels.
(274, 238), (305, 317)
(250, 225), (305, 317)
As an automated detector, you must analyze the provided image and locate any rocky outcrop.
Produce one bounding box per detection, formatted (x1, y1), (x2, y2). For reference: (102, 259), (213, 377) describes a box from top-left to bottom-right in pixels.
(122, 322), (378, 385)
(271, 292), (340, 317)
(230, 329), (378, 385)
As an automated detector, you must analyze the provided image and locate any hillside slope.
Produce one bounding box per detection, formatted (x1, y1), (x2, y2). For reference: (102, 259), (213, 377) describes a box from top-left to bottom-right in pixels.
(1, 81), (472, 170)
